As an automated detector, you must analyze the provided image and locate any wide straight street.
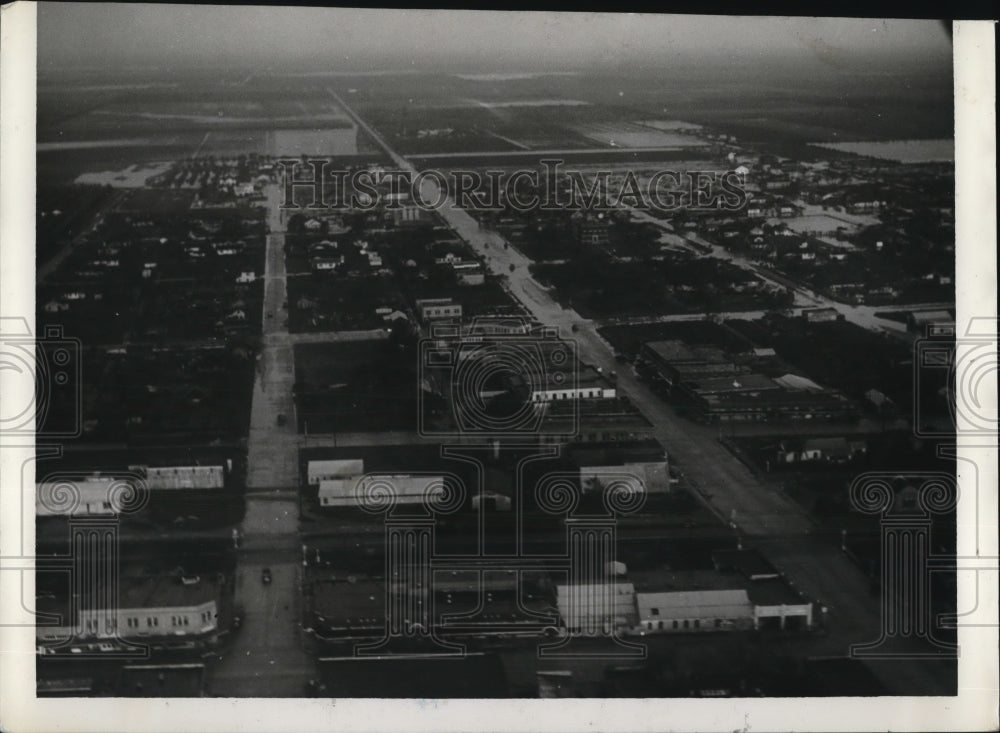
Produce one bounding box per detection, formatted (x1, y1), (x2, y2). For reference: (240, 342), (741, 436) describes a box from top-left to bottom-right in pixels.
(209, 188), (315, 695)
(207, 495), (313, 697)
(246, 186), (299, 491)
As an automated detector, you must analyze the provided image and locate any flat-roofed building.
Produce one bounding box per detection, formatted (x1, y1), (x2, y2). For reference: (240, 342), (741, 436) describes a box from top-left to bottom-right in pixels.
(36, 477), (128, 517)
(36, 575), (223, 654)
(633, 590), (754, 634)
(532, 365), (615, 402)
(538, 397), (655, 444)
(682, 373), (781, 397)
(307, 459), (364, 487)
(641, 337), (856, 423)
(416, 298), (462, 322)
(629, 555), (815, 633)
(319, 474), (446, 509)
(696, 387), (856, 423)
(556, 582), (636, 636)
(453, 261), (485, 286)
(308, 578), (385, 640)
(907, 309), (955, 334)
(639, 340), (739, 391)
(746, 578), (814, 630)
(142, 465), (224, 490)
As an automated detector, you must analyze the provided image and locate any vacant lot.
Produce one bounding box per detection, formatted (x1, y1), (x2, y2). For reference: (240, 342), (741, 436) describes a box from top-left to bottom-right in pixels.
(294, 338), (418, 433)
(287, 273), (404, 333)
(572, 121), (705, 148)
(599, 320), (752, 360)
(270, 128), (359, 156)
(531, 255), (788, 319)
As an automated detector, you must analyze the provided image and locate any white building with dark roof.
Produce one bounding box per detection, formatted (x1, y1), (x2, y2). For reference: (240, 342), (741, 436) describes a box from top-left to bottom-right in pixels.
(143, 465), (224, 490)
(307, 459), (364, 487)
(556, 582), (636, 636)
(36, 576), (223, 653)
(633, 590), (754, 634)
(36, 477), (127, 517)
(319, 474), (446, 509)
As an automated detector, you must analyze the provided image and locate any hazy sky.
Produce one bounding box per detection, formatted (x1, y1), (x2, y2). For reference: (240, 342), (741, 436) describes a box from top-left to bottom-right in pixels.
(38, 4), (952, 73)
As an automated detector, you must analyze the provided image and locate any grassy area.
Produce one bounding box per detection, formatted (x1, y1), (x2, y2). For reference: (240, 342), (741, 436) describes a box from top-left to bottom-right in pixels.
(294, 337), (419, 433)
(598, 320), (752, 360)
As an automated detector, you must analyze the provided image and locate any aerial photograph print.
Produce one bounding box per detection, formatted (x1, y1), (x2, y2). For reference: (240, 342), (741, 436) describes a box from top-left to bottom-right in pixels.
(3, 5), (995, 728)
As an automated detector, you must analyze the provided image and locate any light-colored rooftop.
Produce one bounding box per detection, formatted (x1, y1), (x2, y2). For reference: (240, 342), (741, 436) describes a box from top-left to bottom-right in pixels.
(635, 590), (753, 621)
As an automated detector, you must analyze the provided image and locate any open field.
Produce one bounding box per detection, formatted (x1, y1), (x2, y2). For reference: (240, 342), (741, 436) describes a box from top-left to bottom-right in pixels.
(808, 139), (953, 163)
(294, 339), (418, 433)
(38, 143), (198, 186)
(637, 119), (704, 131)
(270, 128), (359, 156)
(572, 121), (705, 148)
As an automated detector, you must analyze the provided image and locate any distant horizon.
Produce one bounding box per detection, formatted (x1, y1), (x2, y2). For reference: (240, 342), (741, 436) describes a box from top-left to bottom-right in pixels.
(38, 5), (952, 76)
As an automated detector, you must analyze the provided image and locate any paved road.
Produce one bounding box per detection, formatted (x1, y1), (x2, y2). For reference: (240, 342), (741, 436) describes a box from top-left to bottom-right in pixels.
(246, 186), (299, 491)
(207, 501), (314, 697)
(208, 190), (316, 696)
(628, 211), (951, 334)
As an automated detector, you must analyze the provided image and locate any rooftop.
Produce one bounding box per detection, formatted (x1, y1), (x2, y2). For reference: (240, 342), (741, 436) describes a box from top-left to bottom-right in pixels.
(701, 388), (851, 409)
(644, 340), (700, 364)
(580, 462), (669, 494)
(312, 579), (385, 628)
(627, 562), (808, 608)
(745, 578), (810, 607)
(772, 373), (825, 392)
(143, 465), (224, 490)
(910, 310), (954, 324)
(308, 459), (365, 478)
(686, 373), (781, 395)
(635, 589), (753, 620)
(645, 340), (731, 366)
(38, 575), (220, 618)
(119, 575), (220, 610)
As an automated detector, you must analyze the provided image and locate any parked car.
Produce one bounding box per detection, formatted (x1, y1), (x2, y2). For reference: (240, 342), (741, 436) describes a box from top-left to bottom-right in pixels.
(261, 568), (272, 585)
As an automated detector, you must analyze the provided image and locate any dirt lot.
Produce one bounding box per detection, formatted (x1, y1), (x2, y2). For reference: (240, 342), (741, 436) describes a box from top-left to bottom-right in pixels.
(294, 338), (419, 433)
